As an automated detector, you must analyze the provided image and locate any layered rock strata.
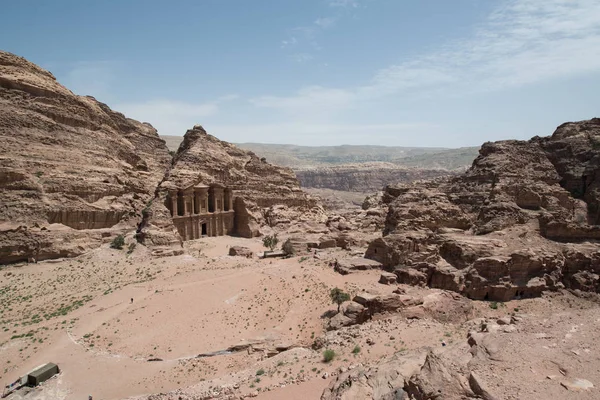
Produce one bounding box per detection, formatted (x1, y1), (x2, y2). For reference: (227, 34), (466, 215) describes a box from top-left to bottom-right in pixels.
(0, 51), (171, 263)
(295, 163), (459, 192)
(365, 119), (600, 300)
(138, 125), (325, 243)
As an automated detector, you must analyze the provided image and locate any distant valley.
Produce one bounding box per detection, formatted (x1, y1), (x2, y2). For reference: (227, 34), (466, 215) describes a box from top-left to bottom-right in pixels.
(161, 135), (479, 193)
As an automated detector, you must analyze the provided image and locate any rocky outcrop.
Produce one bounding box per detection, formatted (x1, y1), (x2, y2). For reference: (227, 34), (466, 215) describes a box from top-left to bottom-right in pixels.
(228, 246), (253, 258)
(0, 51), (172, 263)
(139, 125), (325, 241)
(364, 118), (600, 300)
(326, 301), (369, 331)
(295, 163), (459, 193)
(334, 258), (383, 274)
(321, 351), (427, 400)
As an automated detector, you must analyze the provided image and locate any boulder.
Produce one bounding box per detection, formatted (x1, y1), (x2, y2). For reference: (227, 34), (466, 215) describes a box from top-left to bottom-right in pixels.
(334, 258), (382, 275)
(405, 351), (470, 400)
(378, 271), (397, 284)
(228, 246), (253, 258)
(326, 301), (369, 330)
(353, 293), (423, 314)
(335, 233), (356, 250)
(318, 235), (337, 249)
(321, 351), (427, 400)
(469, 372), (500, 400)
(342, 301), (368, 324)
(365, 232), (435, 268)
(394, 266), (428, 286)
(326, 312), (354, 331)
(281, 237), (313, 255)
(421, 291), (473, 323)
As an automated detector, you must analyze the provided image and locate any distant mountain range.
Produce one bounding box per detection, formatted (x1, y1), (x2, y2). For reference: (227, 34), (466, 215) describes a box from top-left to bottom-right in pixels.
(161, 136), (479, 171)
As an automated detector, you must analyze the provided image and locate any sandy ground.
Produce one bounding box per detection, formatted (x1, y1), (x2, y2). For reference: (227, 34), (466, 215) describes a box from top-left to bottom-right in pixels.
(2, 235), (600, 400)
(1, 236), (385, 399)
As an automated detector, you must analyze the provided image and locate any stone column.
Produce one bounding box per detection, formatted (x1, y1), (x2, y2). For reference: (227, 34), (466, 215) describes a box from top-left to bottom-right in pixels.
(196, 187), (209, 214)
(170, 191), (178, 217)
(227, 189), (233, 211)
(183, 194), (190, 215)
(183, 188), (194, 216)
(194, 190), (201, 214)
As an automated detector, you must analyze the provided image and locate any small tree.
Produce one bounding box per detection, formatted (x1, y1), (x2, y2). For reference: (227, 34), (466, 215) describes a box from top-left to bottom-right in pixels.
(323, 349), (336, 363)
(262, 233), (279, 252)
(330, 287), (350, 313)
(110, 234), (125, 250)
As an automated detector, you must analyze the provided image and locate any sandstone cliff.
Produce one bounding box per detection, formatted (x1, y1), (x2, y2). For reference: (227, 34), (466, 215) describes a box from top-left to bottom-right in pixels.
(294, 163), (459, 192)
(138, 125), (324, 242)
(366, 118), (600, 301)
(0, 51), (172, 263)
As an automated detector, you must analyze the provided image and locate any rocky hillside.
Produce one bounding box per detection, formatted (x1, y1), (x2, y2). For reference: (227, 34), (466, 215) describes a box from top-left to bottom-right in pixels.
(294, 162), (459, 192)
(0, 51), (172, 263)
(364, 118), (600, 301)
(0, 52), (324, 264)
(139, 125), (324, 242)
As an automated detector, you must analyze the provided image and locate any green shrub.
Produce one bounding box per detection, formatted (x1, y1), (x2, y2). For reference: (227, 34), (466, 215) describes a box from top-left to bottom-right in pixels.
(352, 345), (360, 354)
(323, 349), (336, 363)
(256, 368), (265, 376)
(127, 242), (136, 255)
(110, 235), (125, 250)
(262, 234), (279, 251)
(489, 301), (498, 310)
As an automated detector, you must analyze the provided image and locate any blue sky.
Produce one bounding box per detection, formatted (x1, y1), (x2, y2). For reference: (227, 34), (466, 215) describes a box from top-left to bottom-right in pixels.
(2, 0), (599, 147)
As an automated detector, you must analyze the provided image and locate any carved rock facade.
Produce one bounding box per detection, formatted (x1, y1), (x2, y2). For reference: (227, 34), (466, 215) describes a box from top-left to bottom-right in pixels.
(167, 184), (234, 239)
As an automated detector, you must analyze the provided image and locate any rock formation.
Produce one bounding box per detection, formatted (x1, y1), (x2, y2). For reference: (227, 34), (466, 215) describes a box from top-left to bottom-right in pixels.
(365, 119), (600, 301)
(0, 51), (171, 263)
(0, 52), (325, 263)
(295, 163), (460, 193)
(137, 125), (325, 244)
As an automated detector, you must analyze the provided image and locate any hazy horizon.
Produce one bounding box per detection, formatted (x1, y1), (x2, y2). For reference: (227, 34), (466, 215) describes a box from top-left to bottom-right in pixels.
(161, 134), (477, 150)
(3, 0), (599, 147)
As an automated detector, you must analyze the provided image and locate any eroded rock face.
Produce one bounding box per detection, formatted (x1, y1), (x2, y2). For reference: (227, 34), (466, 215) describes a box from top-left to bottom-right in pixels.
(0, 51), (172, 263)
(321, 351), (426, 400)
(295, 163), (458, 193)
(365, 118), (600, 300)
(141, 125), (325, 240)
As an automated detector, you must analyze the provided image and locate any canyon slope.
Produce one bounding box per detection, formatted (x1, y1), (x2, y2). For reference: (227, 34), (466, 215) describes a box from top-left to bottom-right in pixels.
(365, 118), (600, 301)
(139, 125), (324, 244)
(0, 51), (172, 263)
(0, 52), (322, 264)
(294, 162), (458, 192)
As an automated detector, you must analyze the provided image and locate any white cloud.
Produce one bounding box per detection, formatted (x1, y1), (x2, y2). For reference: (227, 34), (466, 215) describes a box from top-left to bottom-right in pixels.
(260, 0), (600, 115)
(290, 53), (314, 63)
(314, 17), (337, 29)
(281, 13), (340, 56)
(281, 36), (297, 48)
(328, 0), (359, 8)
(370, 0), (600, 93)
